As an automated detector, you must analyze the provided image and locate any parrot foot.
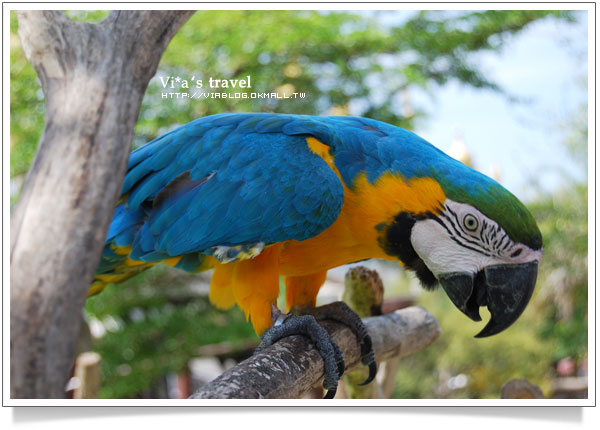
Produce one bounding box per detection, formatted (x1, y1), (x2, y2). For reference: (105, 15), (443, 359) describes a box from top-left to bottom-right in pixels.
(256, 302), (377, 398)
(256, 311), (345, 399)
(298, 301), (377, 386)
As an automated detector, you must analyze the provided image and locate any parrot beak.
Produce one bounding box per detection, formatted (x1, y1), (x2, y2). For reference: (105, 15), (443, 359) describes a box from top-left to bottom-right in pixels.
(438, 261), (538, 338)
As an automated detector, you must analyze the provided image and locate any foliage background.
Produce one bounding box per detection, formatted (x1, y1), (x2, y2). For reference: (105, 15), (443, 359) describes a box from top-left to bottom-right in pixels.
(10, 9), (588, 399)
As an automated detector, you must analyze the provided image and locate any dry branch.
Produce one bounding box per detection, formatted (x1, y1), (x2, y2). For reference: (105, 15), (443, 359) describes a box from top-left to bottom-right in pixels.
(73, 352), (101, 399)
(189, 306), (441, 399)
(10, 10), (194, 398)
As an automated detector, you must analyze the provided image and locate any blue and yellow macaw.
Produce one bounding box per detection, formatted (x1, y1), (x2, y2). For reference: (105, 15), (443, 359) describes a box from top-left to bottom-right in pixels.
(92, 113), (542, 397)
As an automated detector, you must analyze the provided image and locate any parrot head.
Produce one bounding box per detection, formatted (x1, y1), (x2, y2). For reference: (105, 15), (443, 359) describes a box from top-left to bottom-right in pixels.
(375, 130), (543, 338)
(409, 197), (541, 338)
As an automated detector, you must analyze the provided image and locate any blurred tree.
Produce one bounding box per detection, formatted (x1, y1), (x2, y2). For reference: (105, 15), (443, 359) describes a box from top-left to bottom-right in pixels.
(530, 98), (588, 370)
(85, 267), (256, 398)
(11, 10), (573, 178)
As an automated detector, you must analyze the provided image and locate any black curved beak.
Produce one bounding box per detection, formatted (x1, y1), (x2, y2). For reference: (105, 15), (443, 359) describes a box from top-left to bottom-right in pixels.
(438, 261), (538, 338)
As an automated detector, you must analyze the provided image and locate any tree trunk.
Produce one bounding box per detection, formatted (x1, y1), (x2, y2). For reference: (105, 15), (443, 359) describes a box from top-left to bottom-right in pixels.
(10, 10), (194, 398)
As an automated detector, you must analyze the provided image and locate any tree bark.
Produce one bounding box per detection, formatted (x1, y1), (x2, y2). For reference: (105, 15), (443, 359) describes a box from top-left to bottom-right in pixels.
(189, 306), (441, 399)
(10, 10), (194, 398)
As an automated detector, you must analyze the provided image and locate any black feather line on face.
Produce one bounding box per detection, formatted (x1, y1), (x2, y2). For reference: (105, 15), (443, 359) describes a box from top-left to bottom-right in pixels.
(378, 212), (438, 291)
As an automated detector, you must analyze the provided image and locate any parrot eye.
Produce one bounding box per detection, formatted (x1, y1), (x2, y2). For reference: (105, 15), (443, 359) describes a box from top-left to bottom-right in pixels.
(463, 214), (479, 231)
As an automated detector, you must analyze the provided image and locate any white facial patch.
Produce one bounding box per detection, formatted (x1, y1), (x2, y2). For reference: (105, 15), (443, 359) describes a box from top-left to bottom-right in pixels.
(410, 199), (542, 278)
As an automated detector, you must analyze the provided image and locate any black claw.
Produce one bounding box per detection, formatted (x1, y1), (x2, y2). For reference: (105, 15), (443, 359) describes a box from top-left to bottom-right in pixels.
(323, 388), (337, 399)
(358, 333), (377, 385)
(331, 340), (346, 377)
(360, 334), (373, 359)
(359, 361), (378, 386)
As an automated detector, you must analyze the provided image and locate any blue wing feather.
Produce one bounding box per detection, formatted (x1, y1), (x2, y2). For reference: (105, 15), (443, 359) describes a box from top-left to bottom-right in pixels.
(115, 114), (346, 262)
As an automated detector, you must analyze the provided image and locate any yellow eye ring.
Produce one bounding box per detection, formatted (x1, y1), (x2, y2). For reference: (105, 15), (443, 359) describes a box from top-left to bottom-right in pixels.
(463, 214), (479, 231)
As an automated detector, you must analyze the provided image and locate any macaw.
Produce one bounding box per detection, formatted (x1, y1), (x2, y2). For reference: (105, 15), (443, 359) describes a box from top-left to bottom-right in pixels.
(92, 113), (542, 398)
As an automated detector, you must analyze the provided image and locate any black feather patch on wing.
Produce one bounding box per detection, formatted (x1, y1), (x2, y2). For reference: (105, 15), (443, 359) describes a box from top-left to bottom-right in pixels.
(152, 171), (215, 210)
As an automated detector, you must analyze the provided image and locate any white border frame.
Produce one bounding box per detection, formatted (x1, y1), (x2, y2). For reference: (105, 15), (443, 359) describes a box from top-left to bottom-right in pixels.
(2, 1), (596, 407)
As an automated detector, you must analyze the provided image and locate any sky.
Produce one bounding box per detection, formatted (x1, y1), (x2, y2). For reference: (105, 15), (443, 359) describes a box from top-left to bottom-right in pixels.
(407, 11), (588, 202)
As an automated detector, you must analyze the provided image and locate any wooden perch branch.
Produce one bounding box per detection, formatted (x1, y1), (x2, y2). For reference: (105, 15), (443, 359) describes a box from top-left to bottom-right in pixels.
(189, 306), (441, 399)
